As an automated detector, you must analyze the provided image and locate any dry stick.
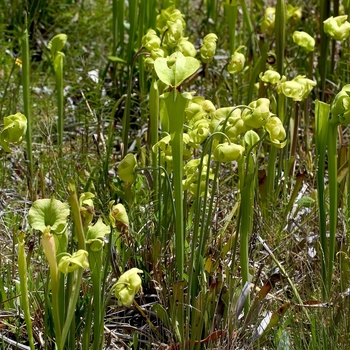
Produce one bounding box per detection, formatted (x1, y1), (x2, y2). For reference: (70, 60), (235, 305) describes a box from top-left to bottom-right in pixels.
(0, 334), (32, 350)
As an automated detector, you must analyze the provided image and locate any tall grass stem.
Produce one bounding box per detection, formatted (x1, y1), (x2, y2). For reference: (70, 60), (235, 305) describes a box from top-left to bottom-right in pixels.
(315, 100), (330, 297)
(18, 232), (35, 350)
(21, 17), (34, 195)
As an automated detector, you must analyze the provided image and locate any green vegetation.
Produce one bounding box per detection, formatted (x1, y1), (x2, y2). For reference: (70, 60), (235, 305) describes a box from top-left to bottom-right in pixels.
(2, 0), (350, 349)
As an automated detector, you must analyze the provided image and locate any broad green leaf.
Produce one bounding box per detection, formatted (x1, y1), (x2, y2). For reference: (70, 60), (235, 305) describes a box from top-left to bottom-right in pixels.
(244, 130), (260, 147)
(154, 57), (175, 86)
(54, 228), (68, 257)
(154, 51), (200, 87)
(86, 218), (111, 242)
(79, 192), (95, 205)
(28, 198), (70, 234)
(48, 34), (67, 58)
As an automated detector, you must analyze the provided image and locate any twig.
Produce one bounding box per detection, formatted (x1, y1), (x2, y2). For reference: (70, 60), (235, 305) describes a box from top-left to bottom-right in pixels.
(0, 333), (32, 350)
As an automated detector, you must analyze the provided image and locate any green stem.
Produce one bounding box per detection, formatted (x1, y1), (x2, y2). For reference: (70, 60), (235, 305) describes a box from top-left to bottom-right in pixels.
(52, 283), (62, 348)
(88, 249), (104, 349)
(289, 101), (300, 176)
(104, 95), (126, 187)
(240, 0), (255, 61)
(305, 51), (314, 155)
(127, 0), (138, 65)
(164, 90), (189, 279)
(18, 232), (35, 350)
(315, 100), (330, 298)
(49, 256), (62, 349)
(246, 57), (261, 105)
(68, 182), (86, 251)
(189, 131), (231, 303)
(42, 227), (62, 348)
(224, 1), (238, 56)
(82, 297), (93, 350)
(112, 0), (118, 55)
(275, 0), (286, 76)
(327, 122), (339, 295)
(238, 150), (256, 313)
(149, 72), (159, 195)
(163, 89), (190, 347)
(58, 184), (87, 347)
(56, 55), (64, 158)
(0, 59), (17, 120)
(66, 274), (75, 349)
(121, 50), (143, 157)
(137, 0), (147, 99)
(121, 69), (133, 157)
(60, 269), (84, 348)
(22, 16), (34, 195)
(269, 0), (286, 204)
(319, 0), (330, 100)
(267, 94), (285, 202)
